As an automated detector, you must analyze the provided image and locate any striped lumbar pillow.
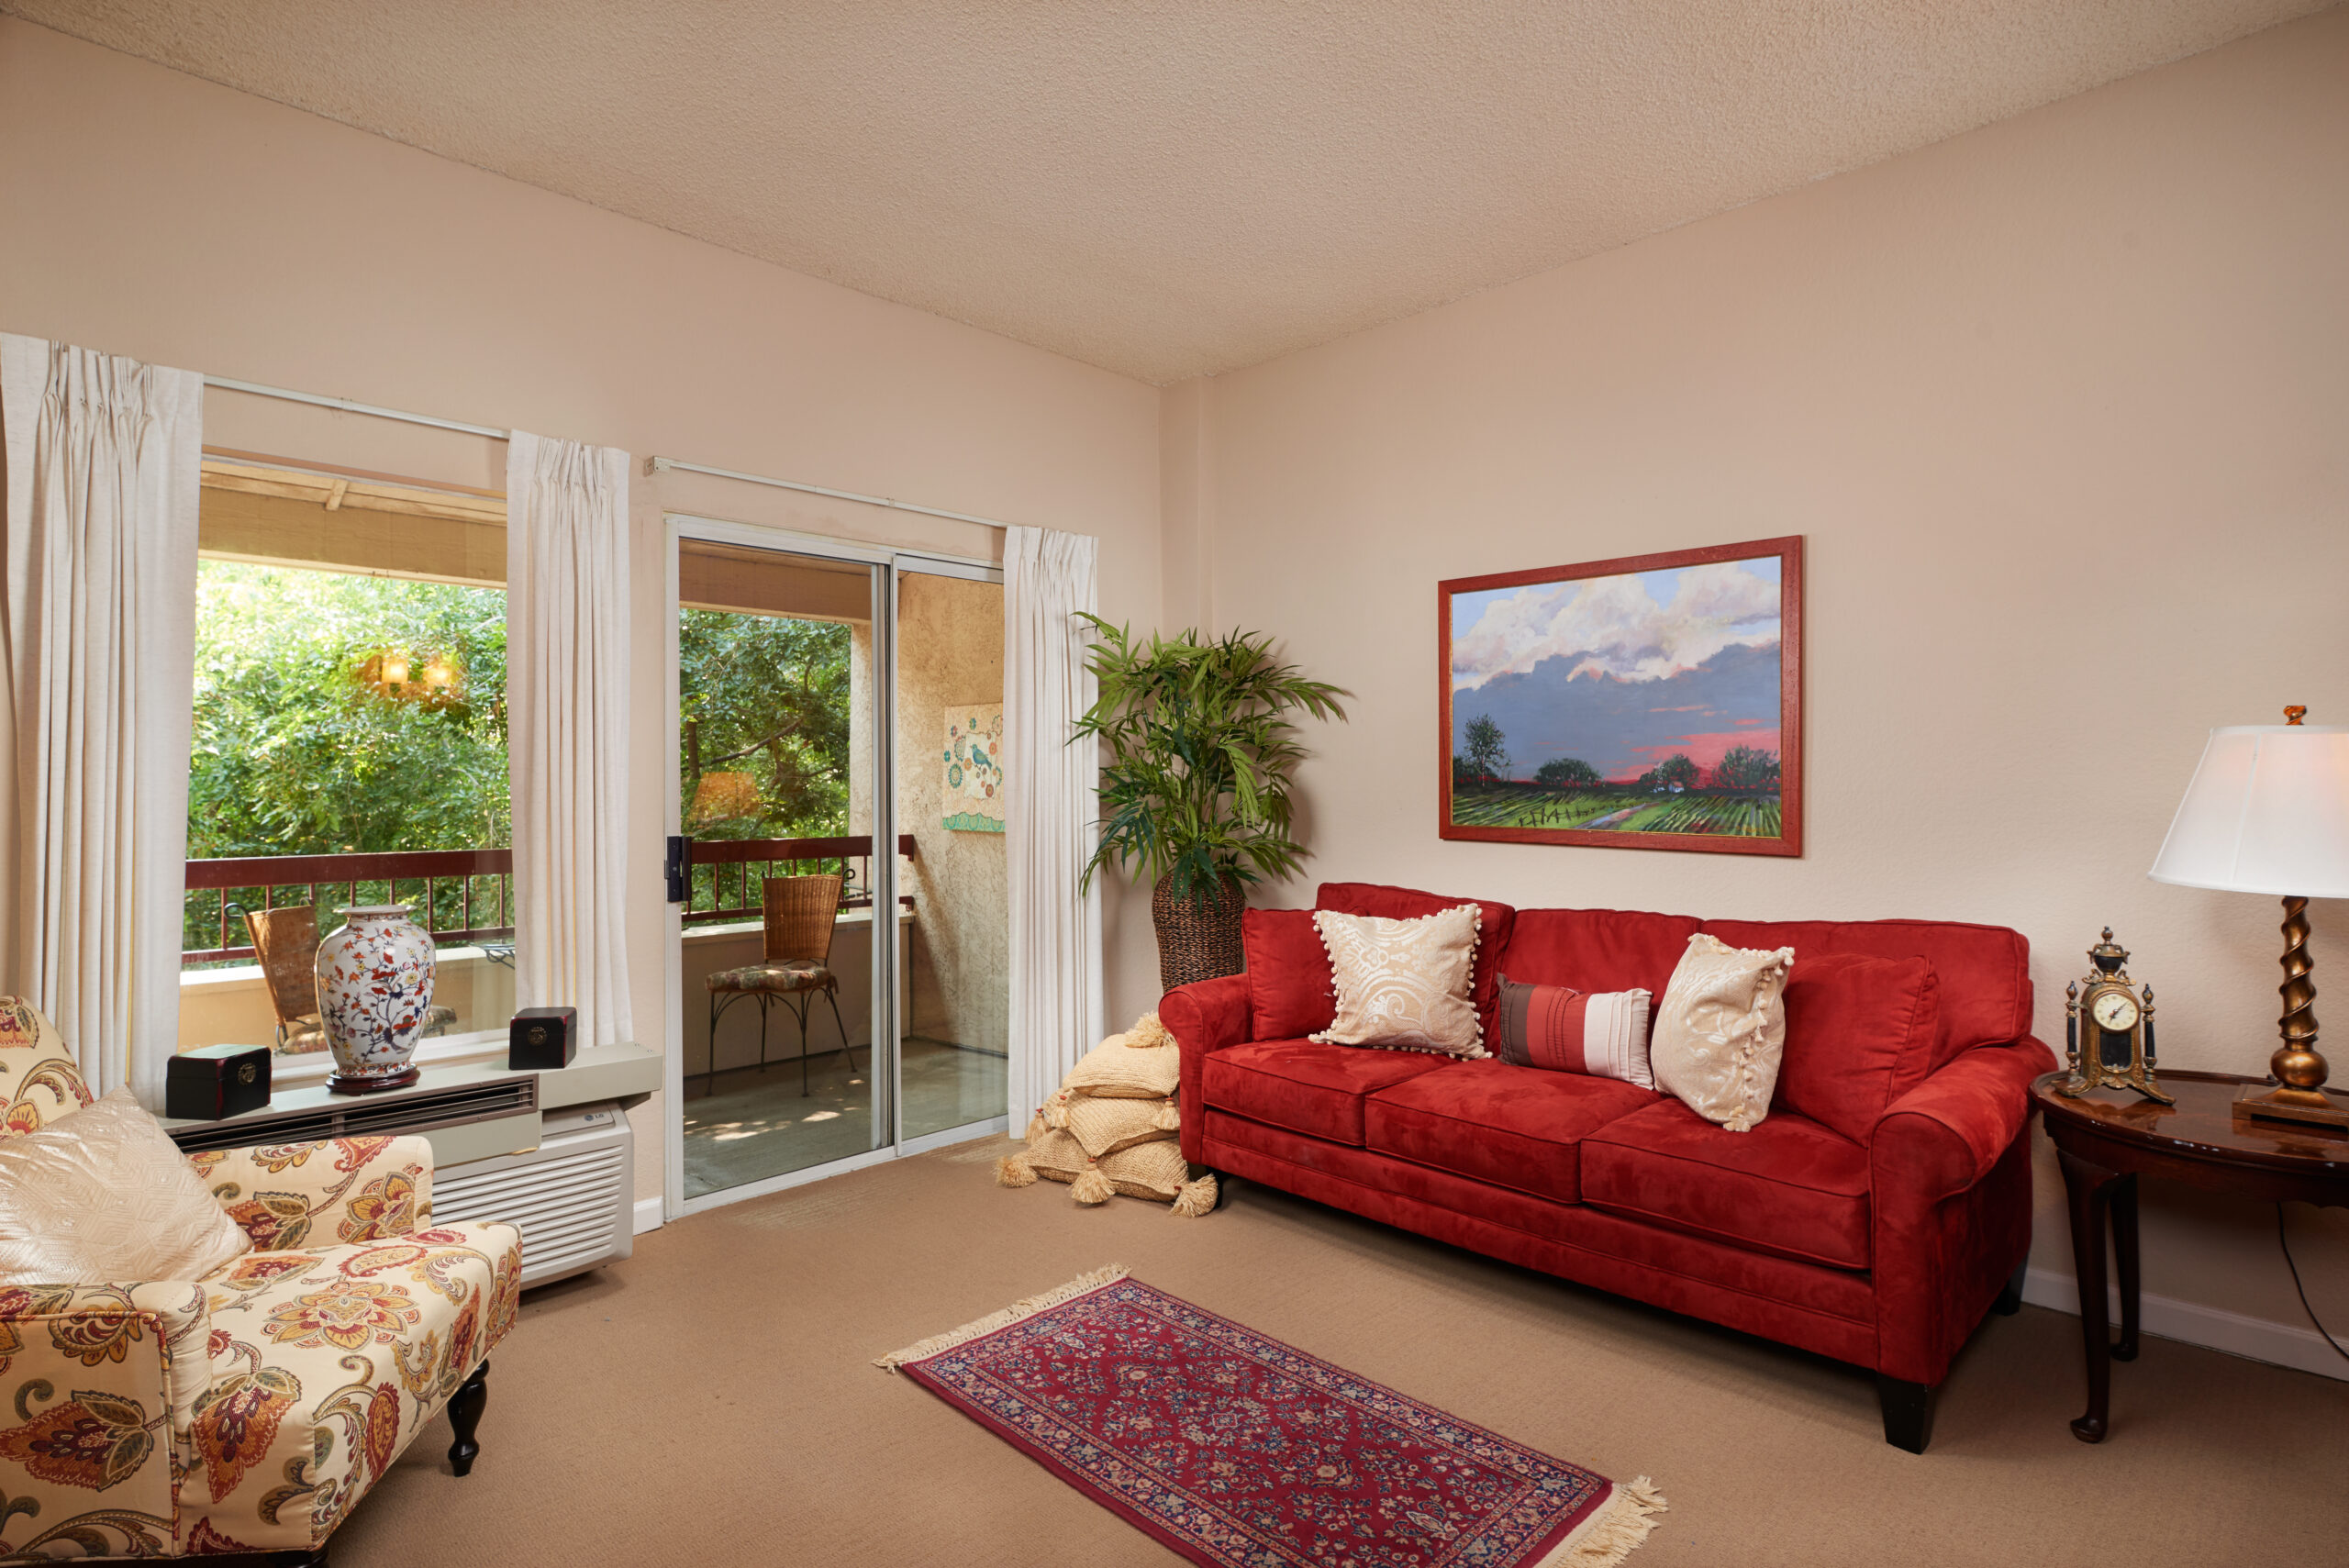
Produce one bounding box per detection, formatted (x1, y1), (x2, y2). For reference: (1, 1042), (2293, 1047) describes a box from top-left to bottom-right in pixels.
(1492, 975), (1655, 1089)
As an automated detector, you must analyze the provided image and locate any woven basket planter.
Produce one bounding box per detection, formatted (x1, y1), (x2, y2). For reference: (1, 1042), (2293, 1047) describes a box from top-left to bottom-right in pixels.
(1151, 874), (1246, 992)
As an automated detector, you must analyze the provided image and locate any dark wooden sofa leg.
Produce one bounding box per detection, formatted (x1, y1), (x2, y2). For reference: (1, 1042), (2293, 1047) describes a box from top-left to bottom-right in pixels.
(1991, 1258), (2028, 1316)
(1876, 1374), (1935, 1453)
(448, 1359), (489, 1476)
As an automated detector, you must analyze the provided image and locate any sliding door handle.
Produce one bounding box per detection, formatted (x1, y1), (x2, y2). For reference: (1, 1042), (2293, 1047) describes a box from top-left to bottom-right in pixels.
(664, 835), (692, 903)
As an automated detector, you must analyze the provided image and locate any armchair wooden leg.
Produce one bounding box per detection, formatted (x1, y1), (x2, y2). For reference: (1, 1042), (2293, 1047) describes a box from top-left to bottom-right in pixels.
(448, 1359), (490, 1476)
(1876, 1374), (1935, 1453)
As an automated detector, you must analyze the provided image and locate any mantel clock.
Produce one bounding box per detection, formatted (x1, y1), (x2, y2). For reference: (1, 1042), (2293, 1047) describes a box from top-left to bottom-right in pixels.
(2058, 928), (2172, 1104)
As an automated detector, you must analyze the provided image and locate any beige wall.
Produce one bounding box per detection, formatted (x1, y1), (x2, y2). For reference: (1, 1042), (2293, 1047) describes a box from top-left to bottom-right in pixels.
(897, 573), (1010, 1055)
(1190, 11), (2349, 1362)
(0, 17), (1163, 1211)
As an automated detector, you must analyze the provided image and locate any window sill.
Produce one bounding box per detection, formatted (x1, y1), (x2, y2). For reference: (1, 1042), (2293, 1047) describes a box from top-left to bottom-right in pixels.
(265, 1030), (511, 1087)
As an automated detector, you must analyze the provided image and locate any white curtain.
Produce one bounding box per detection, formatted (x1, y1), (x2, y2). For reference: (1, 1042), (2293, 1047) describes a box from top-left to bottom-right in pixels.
(1004, 525), (1104, 1130)
(507, 432), (633, 1049)
(0, 335), (202, 1105)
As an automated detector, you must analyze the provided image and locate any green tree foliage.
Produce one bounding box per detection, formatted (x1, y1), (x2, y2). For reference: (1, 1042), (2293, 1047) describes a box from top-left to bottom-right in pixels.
(1710, 745), (1781, 793)
(1463, 715), (1509, 784)
(1534, 757), (1600, 787)
(1636, 753), (1702, 792)
(189, 562), (510, 859)
(1074, 617), (1348, 905)
(677, 609), (852, 840)
(184, 564), (855, 955)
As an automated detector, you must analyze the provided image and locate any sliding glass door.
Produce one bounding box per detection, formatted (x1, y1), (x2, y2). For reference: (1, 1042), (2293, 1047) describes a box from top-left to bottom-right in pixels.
(893, 563), (1009, 1143)
(664, 518), (1005, 1213)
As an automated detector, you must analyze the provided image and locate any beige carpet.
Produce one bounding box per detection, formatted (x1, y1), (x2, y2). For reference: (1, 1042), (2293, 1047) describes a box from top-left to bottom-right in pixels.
(336, 1135), (2349, 1567)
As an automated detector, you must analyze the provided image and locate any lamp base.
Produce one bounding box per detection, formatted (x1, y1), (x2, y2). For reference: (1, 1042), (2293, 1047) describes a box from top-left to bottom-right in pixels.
(2234, 1081), (2349, 1130)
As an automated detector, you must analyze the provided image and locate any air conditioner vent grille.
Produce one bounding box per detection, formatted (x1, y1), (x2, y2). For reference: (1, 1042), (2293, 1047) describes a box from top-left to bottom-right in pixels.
(432, 1141), (629, 1286)
(167, 1077), (538, 1152)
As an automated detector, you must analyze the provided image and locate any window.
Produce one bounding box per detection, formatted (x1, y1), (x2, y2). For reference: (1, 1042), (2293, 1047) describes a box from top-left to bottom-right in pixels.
(179, 456), (514, 1058)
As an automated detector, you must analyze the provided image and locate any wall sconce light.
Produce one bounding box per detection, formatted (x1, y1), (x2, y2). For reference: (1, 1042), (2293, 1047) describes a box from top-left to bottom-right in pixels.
(423, 658), (456, 692)
(380, 652), (410, 692)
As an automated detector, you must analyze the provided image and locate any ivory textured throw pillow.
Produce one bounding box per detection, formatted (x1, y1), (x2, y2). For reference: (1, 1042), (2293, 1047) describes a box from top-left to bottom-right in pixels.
(1309, 905), (1486, 1057)
(1650, 934), (1797, 1131)
(0, 1087), (252, 1284)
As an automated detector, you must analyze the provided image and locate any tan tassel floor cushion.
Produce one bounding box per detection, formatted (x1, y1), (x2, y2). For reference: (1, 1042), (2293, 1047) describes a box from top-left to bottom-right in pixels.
(1044, 1086), (1181, 1157)
(997, 1123), (1219, 1218)
(1058, 1012), (1180, 1097)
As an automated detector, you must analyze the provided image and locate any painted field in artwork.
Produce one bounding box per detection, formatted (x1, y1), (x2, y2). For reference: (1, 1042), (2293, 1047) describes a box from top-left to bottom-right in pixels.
(1447, 553), (1786, 840)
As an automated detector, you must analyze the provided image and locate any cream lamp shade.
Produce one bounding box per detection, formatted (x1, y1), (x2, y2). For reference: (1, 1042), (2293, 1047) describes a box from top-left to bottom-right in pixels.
(2149, 714), (2349, 1129)
(2147, 724), (2349, 898)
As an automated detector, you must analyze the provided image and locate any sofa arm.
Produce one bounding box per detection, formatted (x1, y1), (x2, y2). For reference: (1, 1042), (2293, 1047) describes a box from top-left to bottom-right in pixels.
(1870, 1037), (2056, 1386)
(190, 1134), (434, 1251)
(1161, 974), (1251, 1163)
(0, 1279), (209, 1552)
(1874, 1037), (2055, 1200)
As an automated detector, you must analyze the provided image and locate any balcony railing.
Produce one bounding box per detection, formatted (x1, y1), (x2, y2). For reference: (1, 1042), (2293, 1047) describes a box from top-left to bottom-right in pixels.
(184, 849), (514, 966)
(684, 834), (916, 928)
(183, 834), (918, 964)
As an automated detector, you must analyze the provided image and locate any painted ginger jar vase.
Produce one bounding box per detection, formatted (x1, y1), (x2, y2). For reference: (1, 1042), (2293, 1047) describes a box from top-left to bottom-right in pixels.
(317, 905), (437, 1095)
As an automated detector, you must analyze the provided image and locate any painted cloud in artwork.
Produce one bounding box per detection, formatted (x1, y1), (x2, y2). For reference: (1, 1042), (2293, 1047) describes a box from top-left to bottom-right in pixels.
(1450, 560), (1780, 692)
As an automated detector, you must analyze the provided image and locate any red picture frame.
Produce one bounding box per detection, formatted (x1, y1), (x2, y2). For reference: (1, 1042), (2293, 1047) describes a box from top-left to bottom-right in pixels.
(1438, 536), (1803, 857)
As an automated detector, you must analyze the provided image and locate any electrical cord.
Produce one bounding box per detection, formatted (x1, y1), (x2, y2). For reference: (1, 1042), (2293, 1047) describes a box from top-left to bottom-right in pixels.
(2276, 1203), (2349, 1365)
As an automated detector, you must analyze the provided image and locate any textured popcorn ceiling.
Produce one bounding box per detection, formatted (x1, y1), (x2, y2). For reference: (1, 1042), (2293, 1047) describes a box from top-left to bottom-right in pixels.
(4, 1), (2327, 383)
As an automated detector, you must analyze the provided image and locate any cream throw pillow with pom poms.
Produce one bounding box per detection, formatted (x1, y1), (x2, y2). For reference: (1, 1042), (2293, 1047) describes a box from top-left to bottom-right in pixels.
(1309, 904), (1486, 1057)
(1650, 933), (1797, 1132)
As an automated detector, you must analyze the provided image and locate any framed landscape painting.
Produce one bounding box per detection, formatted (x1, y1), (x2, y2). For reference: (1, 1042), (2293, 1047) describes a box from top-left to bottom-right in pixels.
(1439, 536), (1802, 856)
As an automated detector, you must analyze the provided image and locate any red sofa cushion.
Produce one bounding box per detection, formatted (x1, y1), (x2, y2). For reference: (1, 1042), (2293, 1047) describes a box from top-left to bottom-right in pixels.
(1496, 908), (1703, 1001)
(1582, 1099), (1874, 1270)
(1772, 951), (1941, 1145)
(1364, 1058), (1657, 1204)
(1199, 1040), (1454, 1146)
(1317, 882), (1518, 1038)
(1699, 917), (2028, 1071)
(1242, 907), (1336, 1040)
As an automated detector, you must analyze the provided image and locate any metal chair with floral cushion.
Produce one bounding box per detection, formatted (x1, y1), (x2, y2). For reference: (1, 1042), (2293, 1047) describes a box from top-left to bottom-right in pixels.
(245, 905), (456, 1054)
(0, 996), (519, 1565)
(704, 873), (853, 1096)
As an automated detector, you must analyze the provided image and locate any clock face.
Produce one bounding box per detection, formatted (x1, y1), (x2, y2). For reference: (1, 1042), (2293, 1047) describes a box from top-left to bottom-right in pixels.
(2091, 990), (2141, 1032)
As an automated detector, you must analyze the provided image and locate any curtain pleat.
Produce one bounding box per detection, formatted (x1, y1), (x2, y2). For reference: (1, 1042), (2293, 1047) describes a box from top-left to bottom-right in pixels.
(506, 431), (633, 1049)
(0, 334), (202, 1105)
(1003, 525), (1104, 1130)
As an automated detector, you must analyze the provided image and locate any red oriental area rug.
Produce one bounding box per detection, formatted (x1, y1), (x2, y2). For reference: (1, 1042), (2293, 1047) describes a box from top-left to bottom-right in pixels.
(876, 1266), (1664, 1567)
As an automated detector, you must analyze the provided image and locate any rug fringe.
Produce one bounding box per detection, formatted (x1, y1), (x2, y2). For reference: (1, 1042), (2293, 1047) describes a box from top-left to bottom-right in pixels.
(873, 1265), (1130, 1372)
(1535, 1476), (1665, 1568)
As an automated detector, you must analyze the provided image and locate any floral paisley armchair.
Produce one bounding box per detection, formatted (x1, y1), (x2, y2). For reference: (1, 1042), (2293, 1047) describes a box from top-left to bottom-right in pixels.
(0, 999), (521, 1564)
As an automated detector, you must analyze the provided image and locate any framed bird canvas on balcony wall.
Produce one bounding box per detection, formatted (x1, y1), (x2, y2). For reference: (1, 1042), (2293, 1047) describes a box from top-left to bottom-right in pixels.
(1438, 536), (1803, 857)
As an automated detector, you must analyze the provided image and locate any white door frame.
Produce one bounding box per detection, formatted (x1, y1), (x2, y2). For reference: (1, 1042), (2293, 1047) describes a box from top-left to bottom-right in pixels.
(661, 514), (1007, 1220)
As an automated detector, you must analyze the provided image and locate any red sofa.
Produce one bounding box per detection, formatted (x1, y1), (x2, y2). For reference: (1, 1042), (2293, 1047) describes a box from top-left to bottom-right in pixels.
(1160, 881), (2054, 1452)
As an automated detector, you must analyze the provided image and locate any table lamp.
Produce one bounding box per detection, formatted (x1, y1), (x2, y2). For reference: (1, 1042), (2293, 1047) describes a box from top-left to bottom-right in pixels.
(2148, 706), (2349, 1129)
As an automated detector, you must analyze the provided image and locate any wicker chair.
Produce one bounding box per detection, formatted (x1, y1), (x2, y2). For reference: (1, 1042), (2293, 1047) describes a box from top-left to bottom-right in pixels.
(704, 873), (853, 1095)
(244, 904), (458, 1054)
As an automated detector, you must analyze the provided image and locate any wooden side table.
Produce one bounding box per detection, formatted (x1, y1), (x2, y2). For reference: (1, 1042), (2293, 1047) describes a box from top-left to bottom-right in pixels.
(2031, 1068), (2349, 1441)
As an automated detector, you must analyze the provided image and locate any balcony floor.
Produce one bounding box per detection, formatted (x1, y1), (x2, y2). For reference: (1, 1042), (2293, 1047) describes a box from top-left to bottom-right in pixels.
(680, 1035), (1006, 1199)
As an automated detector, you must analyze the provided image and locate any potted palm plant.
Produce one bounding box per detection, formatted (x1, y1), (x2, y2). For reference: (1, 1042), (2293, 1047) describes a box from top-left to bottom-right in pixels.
(1074, 617), (1349, 990)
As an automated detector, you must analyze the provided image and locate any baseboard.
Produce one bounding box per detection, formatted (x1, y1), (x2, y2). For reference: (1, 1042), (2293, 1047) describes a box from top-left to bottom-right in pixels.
(2021, 1266), (2348, 1384)
(632, 1195), (665, 1235)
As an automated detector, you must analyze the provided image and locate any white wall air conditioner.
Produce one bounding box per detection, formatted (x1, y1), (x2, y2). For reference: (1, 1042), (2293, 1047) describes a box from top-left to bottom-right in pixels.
(429, 1102), (634, 1287)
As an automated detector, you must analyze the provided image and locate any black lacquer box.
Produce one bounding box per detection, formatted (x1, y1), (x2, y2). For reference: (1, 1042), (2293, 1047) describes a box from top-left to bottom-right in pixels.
(509, 1006), (577, 1070)
(165, 1042), (272, 1121)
